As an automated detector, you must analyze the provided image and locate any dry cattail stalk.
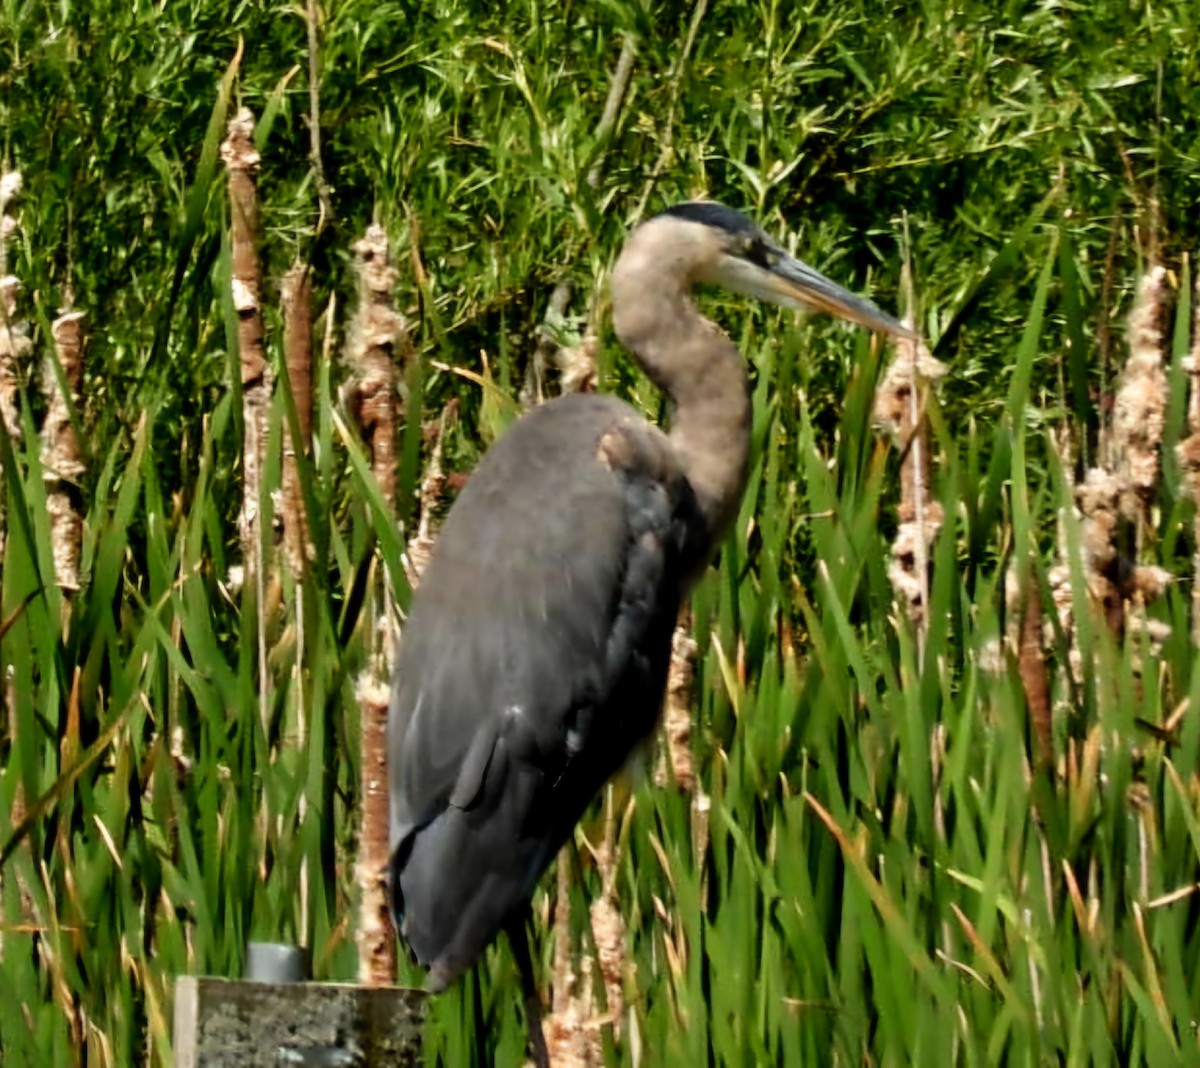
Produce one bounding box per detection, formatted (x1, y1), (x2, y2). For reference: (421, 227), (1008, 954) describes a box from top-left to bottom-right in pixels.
(220, 106), (273, 762)
(1044, 561), (1081, 681)
(402, 404), (452, 587)
(588, 840), (628, 1035)
(545, 963), (599, 1068)
(546, 849), (602, 1068)
(559, 332), (600, 395)
(0, 169), (30, 563)
(549, 857), (575, 1038)
(1111, 265), (1168, 522)
(1015, 570), (1053, 768)
(546, 815), (629, 1067)
(1074, 467), (1125, 638)
(280, 263), (315, 579)
(281, 271), (320, 945)
(654, 609), (697, 792)
(347, 223), (408, 988)
(220, 107), (270, 563)
(1179, 264), (1200, 643)
(0, 169), (20, 276)
(874, 325), (947, 630)
(553, 272), (607, 397)
(354, 676), (395, 987)
(1187, 259), (1200, 436)
(1047, 467), (1173, 684)
(42, 311), (87, 597)
(304, 0), (333, 230)
(525, 281), (574, 407)
(0, 275), (25, 439)
(348, 224), (406, 511)
(0, 274), (29, 568)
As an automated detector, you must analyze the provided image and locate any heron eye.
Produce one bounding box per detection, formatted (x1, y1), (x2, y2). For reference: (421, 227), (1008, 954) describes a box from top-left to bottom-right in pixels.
(742, 237), (774, 269)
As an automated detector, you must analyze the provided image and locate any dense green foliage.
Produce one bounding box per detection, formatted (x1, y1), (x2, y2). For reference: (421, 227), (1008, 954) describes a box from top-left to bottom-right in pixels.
(2, 0), (1200, 1064)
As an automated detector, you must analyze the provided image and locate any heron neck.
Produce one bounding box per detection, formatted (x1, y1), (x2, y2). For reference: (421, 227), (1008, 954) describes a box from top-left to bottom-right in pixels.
(612, 281), (751, 542)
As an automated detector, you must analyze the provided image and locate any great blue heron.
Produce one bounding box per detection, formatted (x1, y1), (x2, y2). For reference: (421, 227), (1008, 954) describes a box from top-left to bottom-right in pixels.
(387, 201), (911, 1065)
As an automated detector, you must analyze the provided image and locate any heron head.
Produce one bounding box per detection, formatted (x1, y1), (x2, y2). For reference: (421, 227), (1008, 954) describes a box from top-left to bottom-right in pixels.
(642, 200), (914, 339)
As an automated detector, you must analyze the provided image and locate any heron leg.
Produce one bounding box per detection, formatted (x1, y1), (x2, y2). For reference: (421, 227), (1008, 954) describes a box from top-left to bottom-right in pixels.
(505, 911), (550, 1068)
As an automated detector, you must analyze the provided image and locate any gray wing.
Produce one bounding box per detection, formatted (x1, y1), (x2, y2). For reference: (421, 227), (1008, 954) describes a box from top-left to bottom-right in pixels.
(389, 391), (696, 844)
(386, 392), (702, 975)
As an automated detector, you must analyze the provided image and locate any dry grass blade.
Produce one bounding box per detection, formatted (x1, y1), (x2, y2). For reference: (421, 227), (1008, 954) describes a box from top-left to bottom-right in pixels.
(949, 903), (1029, 1022)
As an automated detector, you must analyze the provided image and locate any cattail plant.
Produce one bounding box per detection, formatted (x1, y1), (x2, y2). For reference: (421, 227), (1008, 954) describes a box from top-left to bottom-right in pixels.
(1016, 259), (1176, 809)
(874, 322), (947, 639)
(587, 836), (628, 1040)
(222, 107), (269, 557)
(278, 261), (317, 940)
(346, 222), (407, 987)
(1057, 268), (1172, 655)
(546, 802), (630, 1068)
(221, 107), (271, 735)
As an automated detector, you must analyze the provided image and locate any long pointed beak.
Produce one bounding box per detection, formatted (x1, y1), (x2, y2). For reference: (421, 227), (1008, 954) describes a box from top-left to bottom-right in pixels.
(769, 253), (915, 339)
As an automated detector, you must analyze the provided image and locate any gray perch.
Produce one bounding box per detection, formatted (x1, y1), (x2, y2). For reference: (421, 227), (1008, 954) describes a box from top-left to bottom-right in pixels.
(173, 977), (426, 1066)
(387, 201), (913, 1065)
